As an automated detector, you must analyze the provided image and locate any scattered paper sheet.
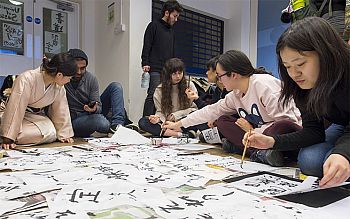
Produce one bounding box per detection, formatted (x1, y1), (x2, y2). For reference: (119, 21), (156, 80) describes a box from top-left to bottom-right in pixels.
(278, 176), (350, 196)
(111, 125), (151, 145)
(159, 137), (199, 145)
(172, 143), (215, 151)
(225, 172), (303, 197)
(0, 139), (348, 218)
(0, 200), (25, 215)
(201, 127), (222, 144)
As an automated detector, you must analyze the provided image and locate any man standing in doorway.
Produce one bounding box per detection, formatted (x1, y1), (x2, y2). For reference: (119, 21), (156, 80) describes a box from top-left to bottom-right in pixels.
(141, 0), (183, 116)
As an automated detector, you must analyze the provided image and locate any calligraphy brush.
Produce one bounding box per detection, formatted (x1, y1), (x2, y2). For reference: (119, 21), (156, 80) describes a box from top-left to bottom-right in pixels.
(13, 148), (40, 156)
(240, 129), (251, 168)
(159, 117), (167, 138)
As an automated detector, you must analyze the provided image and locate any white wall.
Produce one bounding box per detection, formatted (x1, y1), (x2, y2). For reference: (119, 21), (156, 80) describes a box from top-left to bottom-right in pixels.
(128, 0), (151, 121)
(81, 0), (96, 74)
(81, 0), (258, 123)
(82, 0), (131, 118)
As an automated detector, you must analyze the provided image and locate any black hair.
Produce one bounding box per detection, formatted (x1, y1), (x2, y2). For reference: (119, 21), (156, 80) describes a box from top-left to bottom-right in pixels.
(206, 55), (219, 70)
(161, 0), (183, 17)
(276, 17), (350, 118)
(160, 58), (190, 116)
(42, 53), (77, 77)
(217, 50), (271, 77)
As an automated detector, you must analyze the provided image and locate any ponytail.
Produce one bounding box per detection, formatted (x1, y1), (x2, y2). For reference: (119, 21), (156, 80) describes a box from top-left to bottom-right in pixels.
(42, 53), (77, 77)
(42, 56), (58, 74)
(253, 66), (273, 75)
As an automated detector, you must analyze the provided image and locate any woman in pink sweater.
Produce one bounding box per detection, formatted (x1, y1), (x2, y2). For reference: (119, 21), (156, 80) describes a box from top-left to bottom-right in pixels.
(165, 50), (302, 166)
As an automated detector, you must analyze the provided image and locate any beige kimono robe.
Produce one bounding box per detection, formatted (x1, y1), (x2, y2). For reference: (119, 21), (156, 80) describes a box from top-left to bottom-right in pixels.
(0, 67), (73, 145)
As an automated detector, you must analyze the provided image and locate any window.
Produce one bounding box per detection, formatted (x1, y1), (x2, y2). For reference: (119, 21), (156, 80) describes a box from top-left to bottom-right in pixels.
(257, 0), (289, 78)
(152, 0), (224, 76)
(0, 0), (24, 55)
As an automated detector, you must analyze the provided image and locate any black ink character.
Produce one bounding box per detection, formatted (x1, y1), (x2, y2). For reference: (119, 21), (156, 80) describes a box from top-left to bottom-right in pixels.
(197, 213), (214, 219)
(258, 186), (288, 195)
(55, 210), (76, 218)
(145, 174), (170, 183)
(0, 185), (20, 192)
(159, 200), (185, 213)
(109, 189), (136, 201)
(179, 196), (204, 207)
(202, 195), (218, 201)
(68, 189), (101, 203)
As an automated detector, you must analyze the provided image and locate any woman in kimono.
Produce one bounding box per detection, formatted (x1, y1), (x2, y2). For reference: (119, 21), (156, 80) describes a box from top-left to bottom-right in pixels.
(0, 53), (77, 150)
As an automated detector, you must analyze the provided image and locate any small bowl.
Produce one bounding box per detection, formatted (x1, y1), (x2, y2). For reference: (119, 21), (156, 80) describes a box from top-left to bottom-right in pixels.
(151, 138), (163, 146)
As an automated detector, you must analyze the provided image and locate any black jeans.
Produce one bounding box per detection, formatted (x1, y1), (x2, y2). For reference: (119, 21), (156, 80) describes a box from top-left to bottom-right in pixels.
(138, 116), (208, 137)
(143, 72), (161, 117)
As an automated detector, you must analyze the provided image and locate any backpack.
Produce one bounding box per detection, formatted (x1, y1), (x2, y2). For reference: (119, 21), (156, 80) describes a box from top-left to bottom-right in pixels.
(281, 0), (331, 23)
(291, 0), (330, 22)
(0, 75), (17, 100)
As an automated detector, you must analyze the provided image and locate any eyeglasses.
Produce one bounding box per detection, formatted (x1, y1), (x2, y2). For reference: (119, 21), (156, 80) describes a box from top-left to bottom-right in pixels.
(216, 71), (231, 81)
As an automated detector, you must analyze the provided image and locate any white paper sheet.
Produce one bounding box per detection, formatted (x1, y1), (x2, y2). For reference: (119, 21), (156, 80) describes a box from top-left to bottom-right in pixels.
(171, 143), (215, 151)
(0, 200), (25, 215)
(111, 125), (151, 145)
(226, 173), (302, 197)
(160, 137), (199, 145)
(317, 196), (350, 219)
(1, 141), (348, 218)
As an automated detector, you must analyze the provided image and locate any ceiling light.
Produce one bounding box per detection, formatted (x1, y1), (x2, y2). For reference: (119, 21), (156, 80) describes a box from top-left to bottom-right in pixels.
(9, 0), (23, 6)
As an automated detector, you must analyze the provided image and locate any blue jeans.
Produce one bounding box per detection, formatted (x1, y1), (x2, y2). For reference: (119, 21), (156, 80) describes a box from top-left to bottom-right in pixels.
(72, 82), (125, 137)
(143, 72), (161, 117)
(100, 82), (125, 126)
(298, 123), (345, 177)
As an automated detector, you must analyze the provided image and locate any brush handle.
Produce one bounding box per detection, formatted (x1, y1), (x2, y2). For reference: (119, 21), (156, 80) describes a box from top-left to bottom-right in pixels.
(240, 129), (251, 166)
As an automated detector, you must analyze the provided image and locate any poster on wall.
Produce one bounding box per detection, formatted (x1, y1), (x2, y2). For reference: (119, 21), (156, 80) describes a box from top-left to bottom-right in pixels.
(0, 2), (22, 23)
(44, 31), (61, 54)
(2, 22), (22, 49)
(51, 10), (67, 33)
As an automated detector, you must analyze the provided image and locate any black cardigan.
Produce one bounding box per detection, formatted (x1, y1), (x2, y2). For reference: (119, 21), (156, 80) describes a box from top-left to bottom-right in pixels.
(273, 85), (350, 162)
(141, 19), (175, 73)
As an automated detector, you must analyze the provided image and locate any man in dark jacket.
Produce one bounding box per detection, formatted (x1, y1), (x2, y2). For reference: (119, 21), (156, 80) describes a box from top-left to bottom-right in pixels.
(141, 0), (183, 116)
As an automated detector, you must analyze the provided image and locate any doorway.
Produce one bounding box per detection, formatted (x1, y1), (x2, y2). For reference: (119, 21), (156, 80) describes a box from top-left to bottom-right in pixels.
(0, 0), (79, 76)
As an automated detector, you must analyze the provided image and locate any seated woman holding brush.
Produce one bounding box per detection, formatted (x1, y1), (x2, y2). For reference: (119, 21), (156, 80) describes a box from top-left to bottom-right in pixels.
(138, 58), (207, 137)
(164, 50), (302, 167)
(243, 17), (350, 187)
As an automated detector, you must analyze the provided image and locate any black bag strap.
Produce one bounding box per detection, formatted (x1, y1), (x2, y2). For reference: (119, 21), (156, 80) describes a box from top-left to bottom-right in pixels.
(328, 0), (333, 17)
(317, 0), (330, 16)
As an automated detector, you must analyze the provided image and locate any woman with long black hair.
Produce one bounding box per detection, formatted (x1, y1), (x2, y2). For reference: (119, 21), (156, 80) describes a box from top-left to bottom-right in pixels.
(244, 17), (350, 187)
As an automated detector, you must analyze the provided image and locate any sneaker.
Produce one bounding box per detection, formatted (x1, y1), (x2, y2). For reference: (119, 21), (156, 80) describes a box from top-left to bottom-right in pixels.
(187, 130), (197, 138)
(198, 132), (206, 143)
(109, 124), (121, 134)
(221, 138), (241, 153)
(250, 149), (284, 167)
(91, 131), (108, 138)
